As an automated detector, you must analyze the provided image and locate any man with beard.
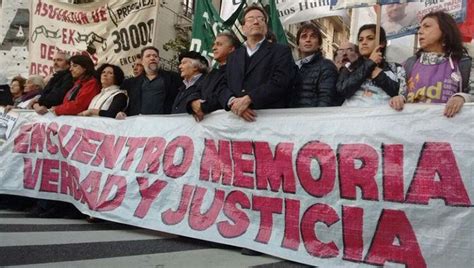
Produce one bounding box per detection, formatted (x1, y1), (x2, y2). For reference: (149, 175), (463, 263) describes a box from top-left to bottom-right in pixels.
(117, 46), (182, 118)
(333, 41), (360, 105)
(336, 41), (360, 71)
(30, 50), (74, 114)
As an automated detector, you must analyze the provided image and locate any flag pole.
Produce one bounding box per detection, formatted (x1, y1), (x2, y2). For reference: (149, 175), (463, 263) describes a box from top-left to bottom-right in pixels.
(375, 2), (381, 47)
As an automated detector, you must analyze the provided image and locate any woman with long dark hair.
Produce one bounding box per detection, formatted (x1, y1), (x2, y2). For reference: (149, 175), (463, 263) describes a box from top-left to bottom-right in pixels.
(337, 24), (406, 106)
(390, 11), (472, 117)
(78, 64), (128, 118)
(50, 54), (100, 115)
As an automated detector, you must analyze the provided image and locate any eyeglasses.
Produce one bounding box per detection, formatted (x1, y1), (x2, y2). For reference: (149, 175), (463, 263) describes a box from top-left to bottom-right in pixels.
(245, 16), (266, 22)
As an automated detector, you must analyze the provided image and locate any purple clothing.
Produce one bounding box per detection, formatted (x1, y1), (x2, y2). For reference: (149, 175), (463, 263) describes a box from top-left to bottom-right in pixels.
(406, 59), (460, 103)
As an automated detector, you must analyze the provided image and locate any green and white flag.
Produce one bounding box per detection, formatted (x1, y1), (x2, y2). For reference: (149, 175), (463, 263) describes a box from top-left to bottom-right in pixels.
(190, 0), (287, 64)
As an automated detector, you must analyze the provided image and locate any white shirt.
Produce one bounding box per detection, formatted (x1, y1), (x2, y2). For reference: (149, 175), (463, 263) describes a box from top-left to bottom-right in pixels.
(244, 38), (266, 57)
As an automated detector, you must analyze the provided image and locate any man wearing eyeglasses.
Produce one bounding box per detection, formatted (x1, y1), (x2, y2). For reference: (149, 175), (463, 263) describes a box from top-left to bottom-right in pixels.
(217, 5), (296, 122)
(336, 41), (360, 71)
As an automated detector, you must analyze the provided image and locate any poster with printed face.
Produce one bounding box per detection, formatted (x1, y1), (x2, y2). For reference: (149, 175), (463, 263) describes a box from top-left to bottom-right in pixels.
(382, 0), (467, 39)
(29, 0), (158, 78)
(0, 106), (18, 145)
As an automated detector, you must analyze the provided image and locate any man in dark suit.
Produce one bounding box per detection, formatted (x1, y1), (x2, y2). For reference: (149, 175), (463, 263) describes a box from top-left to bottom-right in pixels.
(217, 5), (296, 122)
(117, 46), (182, 118)
(188, 31), (240, 121)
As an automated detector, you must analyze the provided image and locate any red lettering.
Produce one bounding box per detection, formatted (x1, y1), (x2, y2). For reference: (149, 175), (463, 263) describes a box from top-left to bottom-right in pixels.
(80, 171), (102, 210)
(338, 144), (379, 201)
(282, 198), (300, 250)
(252, 196), (282, 244)
(161, 184), (194, 225)
(135, 137), (166, 174)
(71, 129), (104, 164)
(406, 142), (471, 206)
(199, 139), (232, 185)
(91, 134), (127, 169)
(133, 177), (168, 218)
(255, 142), (296, 193)
(23, 158), (42, 189)
(60, 161), (82, 201)
(342, 206), (364, 262)
(163, 136), (194, 178)
(297, 141), (336, 197)
(232, 141), (254, 189)
(301, 203), (339, 258)
(365, 209), (426, 267)
(14, 124), (33, 153)
(46, 122), (59, 155)
(39, 159), (60, 193)
(188, 187), (225, 231)
(217, 190), (251, 238)
(383, 144), (404, 202)
(30, 123), (46, 153)
(58, 125), (80, 159)
(96, 175), (127, 212)
(121, 137), (147, 171)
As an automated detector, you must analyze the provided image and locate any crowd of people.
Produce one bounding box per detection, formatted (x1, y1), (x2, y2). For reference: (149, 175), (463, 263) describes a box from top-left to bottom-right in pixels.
(0, 5), (472, 255)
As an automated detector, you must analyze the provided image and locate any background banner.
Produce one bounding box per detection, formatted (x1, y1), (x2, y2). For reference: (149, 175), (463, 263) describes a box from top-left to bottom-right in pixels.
(0, 0), (30, 81)
(29, 0), (158, 77)
(350, 0), (468, 40)
(0, 105), (473, 267)
(220, 0), (348, 25)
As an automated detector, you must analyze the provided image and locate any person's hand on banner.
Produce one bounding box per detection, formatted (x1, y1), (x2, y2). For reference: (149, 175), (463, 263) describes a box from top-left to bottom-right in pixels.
(191, 99), (204, 122)
(231, 95), (252, 116)
(116, 111), (127, 120)
(3, 105), (13, 113)
(240, 108), (257, 122)
(444, 95), (465, 118)
(389, 96), (405, 111)
(33, 103), (49, 115)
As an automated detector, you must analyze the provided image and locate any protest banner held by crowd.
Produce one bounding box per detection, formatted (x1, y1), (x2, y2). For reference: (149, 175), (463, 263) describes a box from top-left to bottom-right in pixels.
(0, 0), (473, 267)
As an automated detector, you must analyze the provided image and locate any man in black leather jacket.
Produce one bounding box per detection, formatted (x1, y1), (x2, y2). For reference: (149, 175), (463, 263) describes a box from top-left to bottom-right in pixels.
(289, 23), (338, 108)
(31, 51), (74, 114)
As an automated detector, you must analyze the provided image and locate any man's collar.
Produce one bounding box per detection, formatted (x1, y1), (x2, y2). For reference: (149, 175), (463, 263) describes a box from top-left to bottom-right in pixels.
(183, 73), (203, 89)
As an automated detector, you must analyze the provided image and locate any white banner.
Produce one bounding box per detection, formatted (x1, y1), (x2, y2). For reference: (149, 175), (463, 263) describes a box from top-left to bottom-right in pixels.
(29, 0), (158, 77)
(350, 0), (467, 40)
(1, 105), (473, 267)
(0, 0), (30, 80)
(220, 0), (347, 25)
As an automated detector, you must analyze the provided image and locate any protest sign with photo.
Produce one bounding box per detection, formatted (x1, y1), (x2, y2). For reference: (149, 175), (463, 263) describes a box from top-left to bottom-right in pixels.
(0, 106), (18, 145)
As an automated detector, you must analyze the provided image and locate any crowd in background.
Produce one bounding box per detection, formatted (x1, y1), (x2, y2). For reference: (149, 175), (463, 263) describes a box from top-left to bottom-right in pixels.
(0, 5), (472, 254)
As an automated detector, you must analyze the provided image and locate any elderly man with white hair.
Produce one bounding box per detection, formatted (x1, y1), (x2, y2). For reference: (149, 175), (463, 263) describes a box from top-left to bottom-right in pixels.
(171, 51), (209, 114)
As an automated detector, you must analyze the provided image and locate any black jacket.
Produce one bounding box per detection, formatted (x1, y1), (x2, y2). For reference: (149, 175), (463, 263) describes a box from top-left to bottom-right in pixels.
(122, 70), (182, 116)
(187, 66), (226, 114)
(337, 57), (400, 99)
(218, 39), (297, 110)
(38, 70), (74, 108)
(171, 75), (206, 114)
(290, 52), (338, 107)
(0, 85), (13, 106)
